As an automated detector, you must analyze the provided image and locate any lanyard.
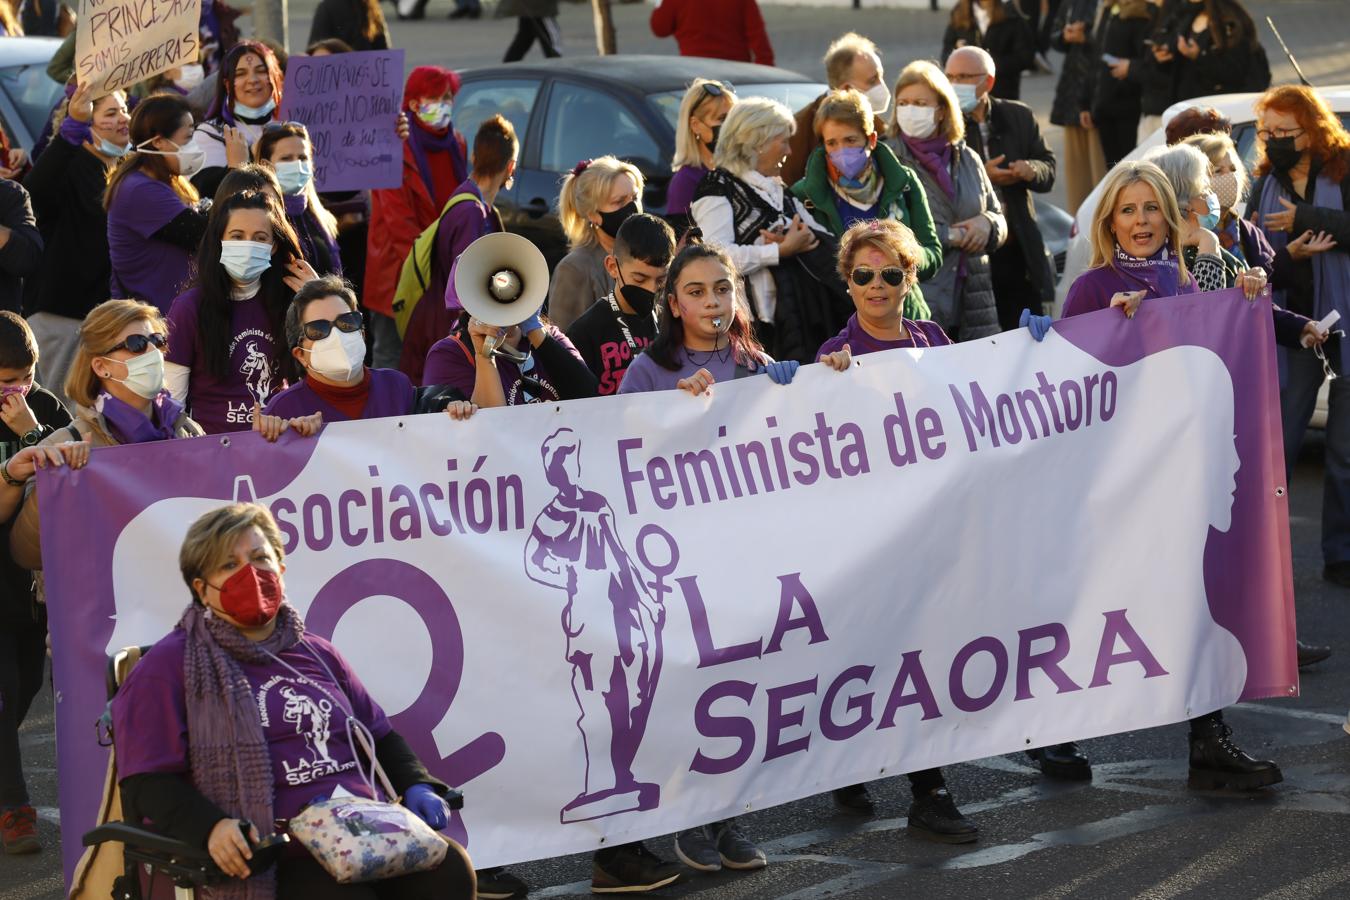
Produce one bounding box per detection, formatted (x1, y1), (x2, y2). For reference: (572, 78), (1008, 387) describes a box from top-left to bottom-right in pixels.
(606, 292), (654, 355)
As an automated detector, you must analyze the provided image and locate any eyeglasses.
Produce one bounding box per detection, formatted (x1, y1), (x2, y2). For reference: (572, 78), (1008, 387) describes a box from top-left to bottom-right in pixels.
(1257, 126), (1305, 142)
(850, 267), (907, 287)
(102, 332), (167, 355)
(302, 311), (364, 342)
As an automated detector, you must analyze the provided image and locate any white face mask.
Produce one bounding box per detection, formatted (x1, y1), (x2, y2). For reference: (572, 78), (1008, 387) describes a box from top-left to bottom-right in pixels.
(896, 106), (938, 140)
(176, 64), (205, 91)
(305, 330), (366, 383)
(102, 347), (165, 399)
(137, 136), (207, 178)
(864, 82), (891, 117)
(1212, 170), (1240, 211)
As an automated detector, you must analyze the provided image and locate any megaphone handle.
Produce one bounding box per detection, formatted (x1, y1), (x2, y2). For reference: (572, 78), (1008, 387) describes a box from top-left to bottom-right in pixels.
(483, 333), (499, 356)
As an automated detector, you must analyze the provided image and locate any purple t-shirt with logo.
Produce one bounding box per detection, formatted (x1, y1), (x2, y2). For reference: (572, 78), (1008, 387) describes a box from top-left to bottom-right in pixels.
(816, 314), (952, 358)
(618, 345), (759, 394)
(422, 326), (580, 406)
(107, 171), (194, 314)
(112, 628), (394, 823)
(167, 287), (284, 433)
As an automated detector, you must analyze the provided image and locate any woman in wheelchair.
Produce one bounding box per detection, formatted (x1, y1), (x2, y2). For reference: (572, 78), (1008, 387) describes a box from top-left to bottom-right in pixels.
(111, 502), (476, 898)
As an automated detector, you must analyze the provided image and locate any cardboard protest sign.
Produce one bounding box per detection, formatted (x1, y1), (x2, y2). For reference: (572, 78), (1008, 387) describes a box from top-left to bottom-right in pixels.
(76, 0), (202, 93)
(280, 49), (406, 192)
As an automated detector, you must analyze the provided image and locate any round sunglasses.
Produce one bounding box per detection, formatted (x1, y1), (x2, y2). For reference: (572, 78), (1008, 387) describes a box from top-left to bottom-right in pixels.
(102, 332), (168, 355)
(850, 267), (907, 287)
(302, 310), (364, 342)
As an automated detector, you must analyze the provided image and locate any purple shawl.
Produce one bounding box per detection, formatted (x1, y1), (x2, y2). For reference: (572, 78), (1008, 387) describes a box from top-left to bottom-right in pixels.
(98, 390), (184, 444)
(407, 119), (468, 202)
(900, 132), (957, 200)
(1108, 243), (1186, 297)
(180, 601), (303, 900)
(284, 193), (343, 276)
(1258, 172), (1350, 323)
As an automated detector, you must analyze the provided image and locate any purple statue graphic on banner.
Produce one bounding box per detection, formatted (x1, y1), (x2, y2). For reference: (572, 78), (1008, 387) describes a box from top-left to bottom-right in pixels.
(524, 427), (667, 822)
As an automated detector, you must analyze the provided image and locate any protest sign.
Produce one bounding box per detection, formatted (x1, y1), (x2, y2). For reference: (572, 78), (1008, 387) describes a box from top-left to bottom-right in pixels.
(280, 49), (406, 192)
(40, 290), (1296, 881)
(75, 0), (201, 93)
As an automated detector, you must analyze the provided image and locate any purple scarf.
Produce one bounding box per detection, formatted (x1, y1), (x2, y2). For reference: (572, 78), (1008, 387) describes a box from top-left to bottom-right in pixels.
(407, 120), (467, 203)
(98, 390), (184, 444)
(284, 194), (343, 276)
(1110, 243), (1185, 298)
(1258, 172), (1350, 322)
(181, 602), (303, 900)
(900, 132), (957, 200)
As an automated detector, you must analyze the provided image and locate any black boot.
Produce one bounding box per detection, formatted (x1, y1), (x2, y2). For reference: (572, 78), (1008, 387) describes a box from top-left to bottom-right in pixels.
(831, 783), (875, 815)
(1026, 741), (1092, 780)
(906, 788), (978, 844)
(1188, 713), (1282, 791)
(1297, 639), (1332, 668)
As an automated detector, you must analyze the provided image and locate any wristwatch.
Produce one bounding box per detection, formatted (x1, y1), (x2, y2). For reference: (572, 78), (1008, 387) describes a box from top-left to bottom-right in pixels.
(18, 426), (46, 448)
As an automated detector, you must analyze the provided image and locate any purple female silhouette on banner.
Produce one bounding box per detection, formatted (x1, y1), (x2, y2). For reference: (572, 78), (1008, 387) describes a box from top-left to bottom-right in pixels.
(524, 427), (666, 822)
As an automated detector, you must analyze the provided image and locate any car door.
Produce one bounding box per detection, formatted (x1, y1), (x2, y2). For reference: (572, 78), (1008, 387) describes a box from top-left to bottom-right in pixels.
(519, 78), (668, 268)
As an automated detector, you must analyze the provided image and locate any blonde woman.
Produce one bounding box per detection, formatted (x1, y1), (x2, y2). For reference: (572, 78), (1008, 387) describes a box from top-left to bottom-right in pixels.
(689, 97), (836, 362)
(548, 156), (645, 331)
(889, 60), (1005, 341)
(667, 79), (735, 225)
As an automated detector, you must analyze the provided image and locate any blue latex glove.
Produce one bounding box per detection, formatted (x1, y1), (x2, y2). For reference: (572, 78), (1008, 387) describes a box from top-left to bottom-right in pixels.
(1019, 308), (1053, 342)
(404, 783), (448, 830)
(764, 359), (800, 385)
(518, 309), (544, 337)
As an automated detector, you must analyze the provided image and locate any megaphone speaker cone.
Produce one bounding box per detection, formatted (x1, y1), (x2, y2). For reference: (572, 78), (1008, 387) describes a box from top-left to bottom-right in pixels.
(454, 232), (551, 328)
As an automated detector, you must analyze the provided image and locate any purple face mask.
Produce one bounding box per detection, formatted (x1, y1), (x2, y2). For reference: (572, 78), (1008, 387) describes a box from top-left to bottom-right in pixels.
(0, 383), (31, 399)
(828, 146), (871, 181)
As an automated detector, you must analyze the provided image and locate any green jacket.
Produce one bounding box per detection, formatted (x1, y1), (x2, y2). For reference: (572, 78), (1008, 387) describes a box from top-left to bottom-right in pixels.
(791, 142), (943, 320)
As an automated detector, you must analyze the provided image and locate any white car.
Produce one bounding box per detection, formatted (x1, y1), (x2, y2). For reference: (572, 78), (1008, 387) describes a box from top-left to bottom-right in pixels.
(1053, 84), (1350, 316)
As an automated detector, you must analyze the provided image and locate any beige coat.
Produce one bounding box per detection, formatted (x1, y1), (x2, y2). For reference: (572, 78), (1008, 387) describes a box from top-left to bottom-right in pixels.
(8, 405), (202, 572)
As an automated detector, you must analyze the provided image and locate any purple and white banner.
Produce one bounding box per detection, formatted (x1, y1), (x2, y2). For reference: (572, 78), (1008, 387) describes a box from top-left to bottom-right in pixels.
(41, 288), (1297, 882)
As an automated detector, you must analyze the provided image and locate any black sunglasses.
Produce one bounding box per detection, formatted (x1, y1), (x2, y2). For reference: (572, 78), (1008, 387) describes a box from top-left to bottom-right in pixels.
(850, 267), (907, 287)
(302, 311), (364, 342)
(103, 332), (168, 355)
(262, 120), (307, 134)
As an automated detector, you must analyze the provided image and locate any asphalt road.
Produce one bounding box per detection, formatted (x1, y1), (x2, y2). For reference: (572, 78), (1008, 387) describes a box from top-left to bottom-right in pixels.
(4, 1), (1350, 897)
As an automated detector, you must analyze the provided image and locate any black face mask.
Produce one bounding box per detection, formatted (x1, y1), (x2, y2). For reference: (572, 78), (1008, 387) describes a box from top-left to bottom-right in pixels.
(705, 124), (722, 152)
(619, 282), (656, 317)
(1265, 136), (1303, 173)
(597, 200), (639, 239)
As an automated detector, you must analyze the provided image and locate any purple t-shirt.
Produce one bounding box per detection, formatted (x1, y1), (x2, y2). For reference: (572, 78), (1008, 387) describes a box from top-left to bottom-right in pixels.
(422, 326), (581, 406)
(666, 165), (707, 216)
(112, 628), (394, 823)
(816, 314), (952, 358)
(166, 287), (283, 433)
(619, 345), (764, 394)
(1061, 254), (1198, 319)
(107, 171), (194, 314)
(264, 368), (415, 421)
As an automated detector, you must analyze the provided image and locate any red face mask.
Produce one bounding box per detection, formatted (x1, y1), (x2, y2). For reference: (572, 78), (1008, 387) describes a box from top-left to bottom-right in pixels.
(208, 564), (284, 627)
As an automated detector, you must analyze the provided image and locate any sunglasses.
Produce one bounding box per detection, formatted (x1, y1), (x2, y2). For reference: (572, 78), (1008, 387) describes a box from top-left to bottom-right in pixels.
(103, 332), (168, 355)
(302, 311), (364, 342)
(262, 120), (307, 134)
(850, 267), (907, 287)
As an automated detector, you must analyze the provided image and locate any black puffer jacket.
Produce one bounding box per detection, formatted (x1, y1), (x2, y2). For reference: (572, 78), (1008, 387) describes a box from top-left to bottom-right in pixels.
(1049, 0), (1104, 127)
(942, 1), (1039, 101)
(1090, 0), (1154, 120)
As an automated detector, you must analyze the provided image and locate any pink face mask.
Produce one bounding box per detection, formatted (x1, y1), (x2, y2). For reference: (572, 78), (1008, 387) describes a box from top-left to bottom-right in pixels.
(0, 383), (31, 399)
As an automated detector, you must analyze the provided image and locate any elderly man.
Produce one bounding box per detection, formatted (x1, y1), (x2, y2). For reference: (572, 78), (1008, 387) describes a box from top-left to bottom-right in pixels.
(782, 32), (890, 185)
(945, 46), (1058, 331)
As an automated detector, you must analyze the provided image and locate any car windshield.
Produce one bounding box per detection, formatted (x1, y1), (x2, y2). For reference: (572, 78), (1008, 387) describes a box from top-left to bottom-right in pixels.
(648, 83), (826, 129)
(0, 62), (65, 139)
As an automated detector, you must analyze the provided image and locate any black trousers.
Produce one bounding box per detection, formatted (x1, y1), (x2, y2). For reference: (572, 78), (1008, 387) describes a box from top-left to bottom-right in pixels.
(276, 845), (476, 899)
(502, 16), (561, 62)
(0, 617), (47, 808)
(990, 237), (1046, 330)
(1096, 111), (1142, 170)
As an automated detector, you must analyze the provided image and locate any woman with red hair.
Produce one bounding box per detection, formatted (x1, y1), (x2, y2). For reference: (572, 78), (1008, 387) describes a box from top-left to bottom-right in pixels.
(366, 65), (468, 369)
(191, 40), (285, 197)
(1250, 85), (1350, 587)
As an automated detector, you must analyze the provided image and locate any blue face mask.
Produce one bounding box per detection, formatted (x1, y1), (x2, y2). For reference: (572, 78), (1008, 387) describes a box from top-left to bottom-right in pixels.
(96, 135), (129, 158)
(952, 82), (980, 114)
(274, 160), (314, 195)
(828, 146), (871, 181)
(220, 240), (274, 283)
(1197, 192), (1221, 231)
(233, 96), (277, 120)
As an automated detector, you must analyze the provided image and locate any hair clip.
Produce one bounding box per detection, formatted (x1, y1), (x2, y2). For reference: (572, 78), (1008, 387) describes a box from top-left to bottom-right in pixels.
(572, 159), (592, 177)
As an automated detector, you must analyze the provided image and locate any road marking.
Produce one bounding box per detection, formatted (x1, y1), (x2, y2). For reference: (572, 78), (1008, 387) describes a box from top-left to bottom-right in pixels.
(1233, 702), (1346, 726)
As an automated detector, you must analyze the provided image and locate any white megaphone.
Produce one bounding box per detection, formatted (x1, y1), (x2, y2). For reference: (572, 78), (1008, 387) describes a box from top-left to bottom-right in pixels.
(454, 232), (550, 363)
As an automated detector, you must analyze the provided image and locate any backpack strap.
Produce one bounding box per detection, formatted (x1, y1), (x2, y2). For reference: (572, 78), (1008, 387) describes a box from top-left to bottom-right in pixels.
(413, 192), (484, 291)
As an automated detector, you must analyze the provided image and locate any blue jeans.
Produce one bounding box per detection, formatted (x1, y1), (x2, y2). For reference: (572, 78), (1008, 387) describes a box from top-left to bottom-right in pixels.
(1280, 345), (1350, 565)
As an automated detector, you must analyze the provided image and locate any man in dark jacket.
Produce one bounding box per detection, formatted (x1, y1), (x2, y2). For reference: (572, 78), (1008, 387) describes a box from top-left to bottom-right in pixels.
(947, 47), (1057, 330)
(782, 32), (890, 186)
(0, 180), (42, 315)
